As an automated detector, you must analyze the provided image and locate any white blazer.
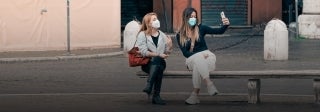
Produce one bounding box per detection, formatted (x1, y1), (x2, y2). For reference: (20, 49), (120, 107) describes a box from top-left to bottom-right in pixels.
(136, 31), (171, 57)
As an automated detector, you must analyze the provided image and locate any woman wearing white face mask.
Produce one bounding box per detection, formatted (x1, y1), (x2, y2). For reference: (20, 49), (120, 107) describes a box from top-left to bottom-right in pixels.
(136, 12), (173, 105)
(176, 8), (230, 105)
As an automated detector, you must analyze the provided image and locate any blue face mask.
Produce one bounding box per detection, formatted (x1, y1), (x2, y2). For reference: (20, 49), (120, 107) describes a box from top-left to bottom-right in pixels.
(188, 17), (197, 26)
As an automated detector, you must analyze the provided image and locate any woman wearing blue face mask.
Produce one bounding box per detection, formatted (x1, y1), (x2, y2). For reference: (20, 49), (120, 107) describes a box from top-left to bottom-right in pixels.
(176, 7), (230, 105)
(136, 12), (173, 105)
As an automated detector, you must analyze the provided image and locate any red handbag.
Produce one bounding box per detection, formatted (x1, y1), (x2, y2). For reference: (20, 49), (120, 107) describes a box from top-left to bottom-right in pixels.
(128, 36), (150, 67)
(128, 47), (150, 67)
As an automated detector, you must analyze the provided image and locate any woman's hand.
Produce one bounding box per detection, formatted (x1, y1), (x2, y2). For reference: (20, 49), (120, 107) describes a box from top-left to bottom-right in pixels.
(166, 36), (173, 49)
(203, 53), (209, 59)
(159, 53), (169, 59)
(222, 18), (230, 25)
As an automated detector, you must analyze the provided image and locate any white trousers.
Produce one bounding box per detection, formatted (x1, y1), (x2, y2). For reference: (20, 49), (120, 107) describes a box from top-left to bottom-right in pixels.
(186, 50), (216, 88)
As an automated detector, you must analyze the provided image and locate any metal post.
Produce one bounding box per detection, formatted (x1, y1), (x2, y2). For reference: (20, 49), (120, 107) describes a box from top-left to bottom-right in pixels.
(295, 0), (299, 38)
(162, 0), (169, 32)
(289, 4), (293, 23)
(66, 0), (71, 55)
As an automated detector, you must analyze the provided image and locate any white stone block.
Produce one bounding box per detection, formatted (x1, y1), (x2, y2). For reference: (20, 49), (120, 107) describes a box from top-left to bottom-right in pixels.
(264, 19), (288, 60)
(298, 15), (320, 39)
(303, 0), (320, 14)
(123, 20), (141, 57)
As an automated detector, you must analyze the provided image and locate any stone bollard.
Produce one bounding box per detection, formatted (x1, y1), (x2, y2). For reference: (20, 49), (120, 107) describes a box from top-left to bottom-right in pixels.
(123, 20), (141, 57)
(264, 19), (288, 60)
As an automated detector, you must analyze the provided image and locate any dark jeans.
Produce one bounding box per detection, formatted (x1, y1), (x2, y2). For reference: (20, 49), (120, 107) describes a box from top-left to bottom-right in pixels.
(141, 56), (166, 74)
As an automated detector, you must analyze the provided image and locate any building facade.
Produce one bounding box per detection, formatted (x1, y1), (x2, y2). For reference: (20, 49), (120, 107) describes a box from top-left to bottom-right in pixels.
(121, 0), (283, 33)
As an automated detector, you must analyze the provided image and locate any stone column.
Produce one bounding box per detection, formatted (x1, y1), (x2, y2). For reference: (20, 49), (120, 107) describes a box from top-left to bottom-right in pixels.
(248, 79), (261, 104)
(298, 0), (320, 39)
(314, 79), (320, 104)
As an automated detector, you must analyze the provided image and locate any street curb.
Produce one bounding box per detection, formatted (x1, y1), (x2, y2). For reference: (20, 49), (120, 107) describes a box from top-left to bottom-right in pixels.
(0, 51), (123, 63)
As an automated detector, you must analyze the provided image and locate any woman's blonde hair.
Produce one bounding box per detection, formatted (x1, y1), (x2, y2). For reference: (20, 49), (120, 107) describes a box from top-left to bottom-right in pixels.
(179, 8), (199, 47)
(139, 12), (158, 36)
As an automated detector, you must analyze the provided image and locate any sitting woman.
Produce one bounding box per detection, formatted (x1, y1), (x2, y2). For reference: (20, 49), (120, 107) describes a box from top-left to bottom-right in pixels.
(136, 12), (172, 105)
(176, 7), (230, 105)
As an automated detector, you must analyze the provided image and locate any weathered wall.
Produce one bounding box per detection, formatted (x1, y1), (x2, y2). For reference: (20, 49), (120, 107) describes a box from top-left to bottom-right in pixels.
(154, 0), (173, 32)
(0, 0), (120, 52)
(172, 0), (201, 33)
(252, 0), (282, 25)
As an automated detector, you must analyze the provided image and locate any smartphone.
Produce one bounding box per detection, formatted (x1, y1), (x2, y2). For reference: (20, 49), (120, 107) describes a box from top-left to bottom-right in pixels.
(220, 11), (226, 19)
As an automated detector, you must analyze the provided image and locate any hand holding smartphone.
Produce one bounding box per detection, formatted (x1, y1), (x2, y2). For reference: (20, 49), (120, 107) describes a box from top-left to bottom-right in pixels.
(220, 11), (230, 25)
(220, 11), (226, 19)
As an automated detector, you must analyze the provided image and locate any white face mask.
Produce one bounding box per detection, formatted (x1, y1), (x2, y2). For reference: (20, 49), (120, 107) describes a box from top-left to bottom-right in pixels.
(152, 20), (160, 29)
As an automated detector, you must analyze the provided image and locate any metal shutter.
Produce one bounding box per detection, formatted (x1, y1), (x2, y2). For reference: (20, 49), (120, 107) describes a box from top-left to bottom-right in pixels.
(201, 0), (248, 26)
(121, 0), (153, 28)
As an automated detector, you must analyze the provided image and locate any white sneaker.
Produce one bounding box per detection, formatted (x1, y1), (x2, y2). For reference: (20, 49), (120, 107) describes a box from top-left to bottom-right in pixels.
(185, 93), (200, 105)
(207, 82), (219, 96)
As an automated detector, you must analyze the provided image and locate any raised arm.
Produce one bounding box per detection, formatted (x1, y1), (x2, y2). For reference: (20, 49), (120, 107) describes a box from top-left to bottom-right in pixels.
(203, 18), (230, 34)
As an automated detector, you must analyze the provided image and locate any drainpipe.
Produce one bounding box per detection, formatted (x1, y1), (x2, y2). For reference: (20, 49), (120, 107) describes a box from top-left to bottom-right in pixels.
(295, 0), (299, 38)
(66, 0), (72, 55)
(162, 0), (169, 32)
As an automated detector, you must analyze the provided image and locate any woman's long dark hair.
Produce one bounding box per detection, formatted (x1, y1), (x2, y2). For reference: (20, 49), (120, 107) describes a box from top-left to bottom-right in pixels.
(179, 7), (199, 47)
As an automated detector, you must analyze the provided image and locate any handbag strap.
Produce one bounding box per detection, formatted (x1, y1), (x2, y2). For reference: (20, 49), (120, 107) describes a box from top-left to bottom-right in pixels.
(132, 32), (147, 48)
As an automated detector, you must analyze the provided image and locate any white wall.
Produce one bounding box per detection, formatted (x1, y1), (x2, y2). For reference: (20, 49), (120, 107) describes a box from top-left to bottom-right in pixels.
(0, 0), (120, 52)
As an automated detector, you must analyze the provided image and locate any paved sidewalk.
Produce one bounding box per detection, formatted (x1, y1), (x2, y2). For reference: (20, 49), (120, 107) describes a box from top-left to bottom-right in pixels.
(0, 27), (318, 67)
(0, 28), (261, 63)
